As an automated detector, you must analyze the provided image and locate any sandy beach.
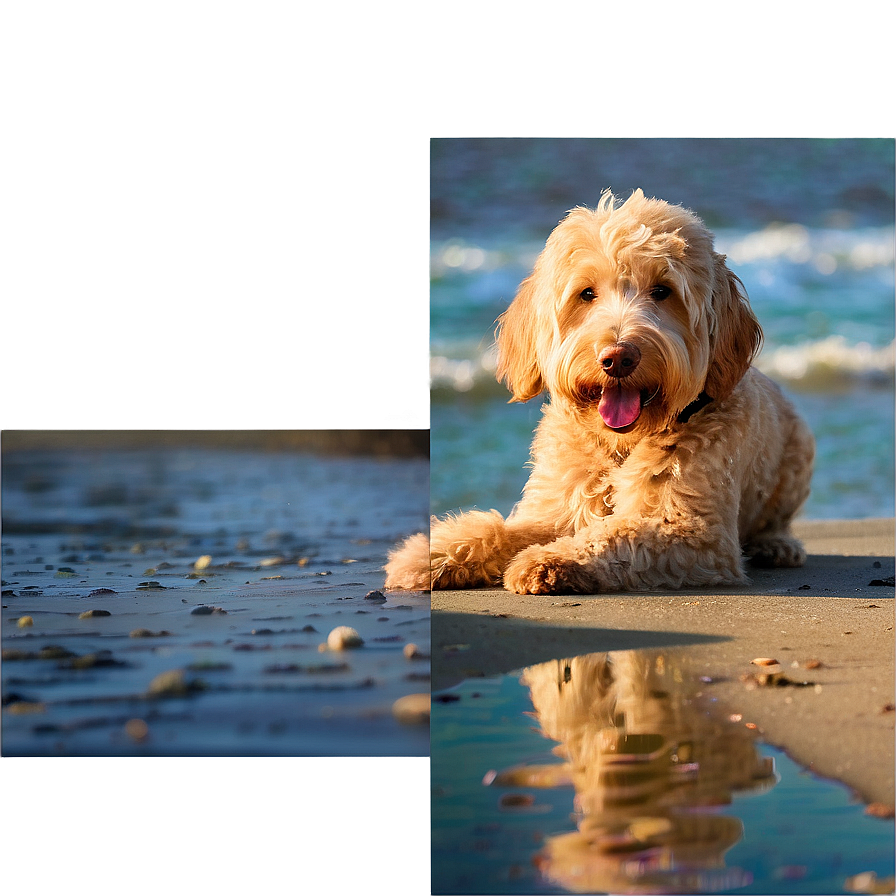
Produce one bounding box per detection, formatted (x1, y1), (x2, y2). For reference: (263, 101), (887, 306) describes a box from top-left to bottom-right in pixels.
(432, 518), (895, 808)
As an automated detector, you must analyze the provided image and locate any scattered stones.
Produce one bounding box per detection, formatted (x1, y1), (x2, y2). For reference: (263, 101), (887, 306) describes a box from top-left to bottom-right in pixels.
(79, 609), (112, 619)
(327, 626), (364, 650)
(88, 588), (117, 596)
(391, 693), (430, 725)
(868, 576), (895, 587)
(55, 567), (77, 578)
(17, 616), (34, 628)
(129, 628), (171, 638)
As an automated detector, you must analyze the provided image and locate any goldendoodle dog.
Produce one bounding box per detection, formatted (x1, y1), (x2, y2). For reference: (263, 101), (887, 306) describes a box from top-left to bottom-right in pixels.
(386, 189), (815, 594)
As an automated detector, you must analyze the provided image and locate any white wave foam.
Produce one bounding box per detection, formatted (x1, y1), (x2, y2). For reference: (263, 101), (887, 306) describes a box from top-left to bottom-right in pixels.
(717, 224), (894, 273)
(430, 348), (498, 393)
(756, 336), (894, 387)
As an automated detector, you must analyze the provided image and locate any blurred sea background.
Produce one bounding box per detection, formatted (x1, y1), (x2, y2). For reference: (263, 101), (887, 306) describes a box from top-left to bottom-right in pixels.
(430, 138), (895, 521)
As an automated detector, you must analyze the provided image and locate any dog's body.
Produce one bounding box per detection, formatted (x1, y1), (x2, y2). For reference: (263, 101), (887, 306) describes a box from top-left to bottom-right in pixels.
(386, 190), (814, 594)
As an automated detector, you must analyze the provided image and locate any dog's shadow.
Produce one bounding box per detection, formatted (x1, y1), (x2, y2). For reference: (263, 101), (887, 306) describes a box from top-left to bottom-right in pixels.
(431, 611), (728, 691)
(746, 552), (895, 597)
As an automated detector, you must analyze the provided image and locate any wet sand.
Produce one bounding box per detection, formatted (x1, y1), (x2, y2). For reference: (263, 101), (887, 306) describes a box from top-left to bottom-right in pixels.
(2, 444), (430, 756)
(432, 518), (895, 807)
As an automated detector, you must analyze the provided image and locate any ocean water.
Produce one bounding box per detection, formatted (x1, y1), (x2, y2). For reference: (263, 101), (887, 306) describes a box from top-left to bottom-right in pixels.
(430, 138), (895, 521)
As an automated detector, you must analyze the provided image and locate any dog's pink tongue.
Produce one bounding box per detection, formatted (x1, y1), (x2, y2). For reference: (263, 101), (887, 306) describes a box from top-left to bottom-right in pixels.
(598, 384), (642, 429)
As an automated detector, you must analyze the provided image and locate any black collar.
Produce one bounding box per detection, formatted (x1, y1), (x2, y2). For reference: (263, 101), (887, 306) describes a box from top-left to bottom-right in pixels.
(677, 392), (713, 424)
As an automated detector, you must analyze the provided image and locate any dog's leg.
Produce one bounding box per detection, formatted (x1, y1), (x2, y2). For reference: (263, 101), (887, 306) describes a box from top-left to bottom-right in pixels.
(430, 510), (556, 590)
(384, 511), (557, 591)
(743, 415), (814, 569)
(503, 517), (747, 595)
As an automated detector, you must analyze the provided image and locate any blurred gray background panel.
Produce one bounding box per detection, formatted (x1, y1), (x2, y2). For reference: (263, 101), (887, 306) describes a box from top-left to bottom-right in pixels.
(0, 0), (894, 428)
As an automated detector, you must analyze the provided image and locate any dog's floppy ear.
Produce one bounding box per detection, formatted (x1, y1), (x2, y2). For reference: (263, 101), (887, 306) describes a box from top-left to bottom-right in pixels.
(495, 274), (545, 402)
(704, 254), (763, 402)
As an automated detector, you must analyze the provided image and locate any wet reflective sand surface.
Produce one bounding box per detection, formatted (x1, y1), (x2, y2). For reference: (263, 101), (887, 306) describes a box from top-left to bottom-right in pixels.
(432, 650), (895, 894)
(2, 438), (430, 756)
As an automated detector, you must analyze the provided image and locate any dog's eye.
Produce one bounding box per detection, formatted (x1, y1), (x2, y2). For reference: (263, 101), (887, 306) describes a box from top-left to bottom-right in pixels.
(579, 288), (596, 302)
(649, 284), (671, 301)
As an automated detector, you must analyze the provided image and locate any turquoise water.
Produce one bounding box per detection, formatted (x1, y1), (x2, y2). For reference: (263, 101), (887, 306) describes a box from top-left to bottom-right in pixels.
(431, 653), (895, 895)
(430, 139), (895, 520)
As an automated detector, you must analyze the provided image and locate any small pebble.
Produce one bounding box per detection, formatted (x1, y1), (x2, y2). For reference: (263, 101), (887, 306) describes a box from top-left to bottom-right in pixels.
(364, 590), (386, 602)
(79, 609), (112, 619)
(751, 657), (779, 666)
(403, 643), (422, 659)
(17, 616), (34, 628)
(391, 693), (430, 725)
(327, 626), (364, 650)
(147, 669), (203, 697)
(194, 555), (212, 570)
(6, 701), (45, 714)
(865, 802), (895, 819)
(125, 718), (149, 742)
(191, 605), (227, 615)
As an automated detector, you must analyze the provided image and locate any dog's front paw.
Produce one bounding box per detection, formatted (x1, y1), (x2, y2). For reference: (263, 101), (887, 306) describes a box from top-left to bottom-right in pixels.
(384, 533), (431, 591)
(502, 544), (595, 595)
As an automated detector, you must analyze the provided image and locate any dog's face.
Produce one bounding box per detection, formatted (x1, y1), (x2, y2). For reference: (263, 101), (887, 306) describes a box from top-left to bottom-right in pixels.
(496, 190), (762, 438)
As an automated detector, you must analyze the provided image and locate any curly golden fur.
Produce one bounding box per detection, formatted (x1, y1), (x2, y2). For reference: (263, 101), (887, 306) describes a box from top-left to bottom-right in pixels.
(385, 189), (814, 594)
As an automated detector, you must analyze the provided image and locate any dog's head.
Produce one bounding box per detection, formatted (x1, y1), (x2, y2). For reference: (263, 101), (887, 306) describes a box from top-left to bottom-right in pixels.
(495, 190), (762, 437)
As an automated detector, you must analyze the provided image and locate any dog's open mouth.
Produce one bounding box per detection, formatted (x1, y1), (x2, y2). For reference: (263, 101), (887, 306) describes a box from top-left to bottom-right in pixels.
(599, 383), (643, 429)
(577, 383), (653, 430)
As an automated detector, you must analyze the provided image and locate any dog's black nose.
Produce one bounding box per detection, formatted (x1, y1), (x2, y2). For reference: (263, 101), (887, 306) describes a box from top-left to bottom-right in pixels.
(598, 342), (641, 378)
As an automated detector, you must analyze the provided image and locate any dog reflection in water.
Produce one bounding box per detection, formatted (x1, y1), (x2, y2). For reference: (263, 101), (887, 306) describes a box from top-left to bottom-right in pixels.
(490, 651), (776, 894)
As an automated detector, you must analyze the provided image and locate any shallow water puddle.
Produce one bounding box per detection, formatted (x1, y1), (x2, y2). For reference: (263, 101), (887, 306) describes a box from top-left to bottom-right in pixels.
(432, 650), (895, 894)
(2, 447), (430, 756)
